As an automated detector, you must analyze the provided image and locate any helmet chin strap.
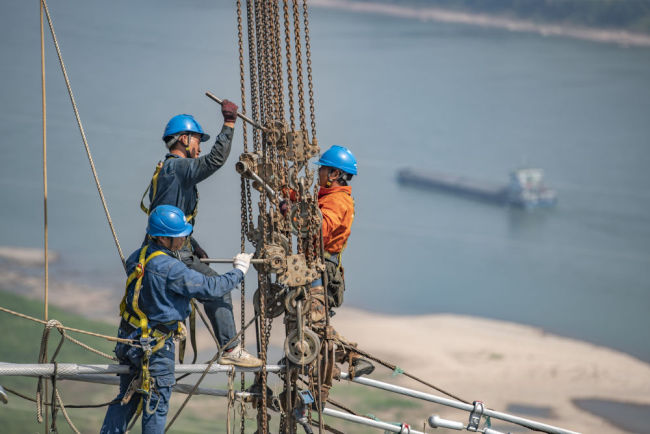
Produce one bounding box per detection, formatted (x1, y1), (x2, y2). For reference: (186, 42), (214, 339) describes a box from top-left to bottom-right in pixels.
(325, 169), (337, 188)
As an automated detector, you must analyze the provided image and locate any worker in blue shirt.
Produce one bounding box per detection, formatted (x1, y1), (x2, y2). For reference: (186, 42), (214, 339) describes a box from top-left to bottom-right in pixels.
(101, 205), (254, 434)
(140, 101), (260, 367)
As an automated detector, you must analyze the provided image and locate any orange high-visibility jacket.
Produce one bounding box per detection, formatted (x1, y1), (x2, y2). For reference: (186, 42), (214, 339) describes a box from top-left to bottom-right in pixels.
(318, 186), (354, 254)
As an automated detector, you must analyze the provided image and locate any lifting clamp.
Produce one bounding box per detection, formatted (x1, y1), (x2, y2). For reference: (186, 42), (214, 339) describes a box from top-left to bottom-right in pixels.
(468, 400), (485, 431)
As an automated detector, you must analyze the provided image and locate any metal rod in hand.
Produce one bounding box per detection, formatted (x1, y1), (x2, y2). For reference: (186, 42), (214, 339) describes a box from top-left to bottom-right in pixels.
(200, 258), (267, 264)
(205, 91), (266, 131)
(247, 169), (278, 200)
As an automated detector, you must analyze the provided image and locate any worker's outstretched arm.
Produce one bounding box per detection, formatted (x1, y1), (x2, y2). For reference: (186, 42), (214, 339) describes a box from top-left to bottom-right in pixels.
(178, 100), (238, 185)
(166, 252), (252, 299)
(177, 125), (233, 185)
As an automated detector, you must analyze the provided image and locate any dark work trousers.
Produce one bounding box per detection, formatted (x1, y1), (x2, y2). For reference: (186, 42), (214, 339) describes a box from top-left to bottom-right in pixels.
(101, 328), (175, 434)
(176, 245), (238, 350)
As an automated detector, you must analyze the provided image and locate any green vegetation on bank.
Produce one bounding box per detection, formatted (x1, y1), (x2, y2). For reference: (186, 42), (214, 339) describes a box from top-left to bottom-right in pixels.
(362, 0), (650, 34)
(0, 290), (249, 432)
(0, 290), (430, 432)
(0, 290), (118, 432)
(0, 290), (117, 364)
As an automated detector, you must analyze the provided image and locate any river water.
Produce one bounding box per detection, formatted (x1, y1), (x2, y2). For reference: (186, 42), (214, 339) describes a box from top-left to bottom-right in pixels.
(1, 1), (649, 362)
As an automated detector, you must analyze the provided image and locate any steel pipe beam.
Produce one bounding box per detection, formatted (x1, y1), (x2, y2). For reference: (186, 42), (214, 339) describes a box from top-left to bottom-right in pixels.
(322, 408), (424, 433)
(0, 362), (282, 377)
(340, 373), (580, 434)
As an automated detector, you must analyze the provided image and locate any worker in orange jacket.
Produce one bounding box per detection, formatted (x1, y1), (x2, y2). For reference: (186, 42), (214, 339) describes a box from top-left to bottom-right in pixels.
(314, 146), (374, 378)
(315, 145), (356, 306)
(281, 145), (373, 406)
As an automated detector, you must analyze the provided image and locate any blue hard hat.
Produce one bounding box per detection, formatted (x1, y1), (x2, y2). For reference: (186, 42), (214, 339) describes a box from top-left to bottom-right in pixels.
(147, 205), (193, 237)
(316, 145), (358, 176)
(162, 114), (210, 143)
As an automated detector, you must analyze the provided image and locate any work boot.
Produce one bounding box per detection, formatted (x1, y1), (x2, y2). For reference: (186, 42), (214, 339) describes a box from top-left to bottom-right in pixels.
(352, 358), (375, 378)
(219, 344), (264, 368)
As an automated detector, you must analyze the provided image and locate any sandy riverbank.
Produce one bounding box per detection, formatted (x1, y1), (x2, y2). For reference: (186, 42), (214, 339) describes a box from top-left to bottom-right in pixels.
(311, 0), (650, 47)
(1, 247), (649, 433)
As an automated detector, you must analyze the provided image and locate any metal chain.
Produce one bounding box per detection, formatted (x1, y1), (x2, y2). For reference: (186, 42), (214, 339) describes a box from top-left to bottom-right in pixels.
(283, 0), (296, 130)
(273, 0), (285, 122)
(246, 180), (254, 238)
(237, 0), (249, 152)
(258, 113), (270, 434)
(256, 0), (270, 123)
(291, 0), (307, 133)
(239, 177), (248, 434)
(271, 0), (286, 200)
(302, 0), (317, 142)
(239, 1), (326, 431)
(246, 0), (261, 151)
(257, 274), (269, 433)
(237, 6), (258, 433)
(268, 0), (278, 120)
(252, 0), (263, 122)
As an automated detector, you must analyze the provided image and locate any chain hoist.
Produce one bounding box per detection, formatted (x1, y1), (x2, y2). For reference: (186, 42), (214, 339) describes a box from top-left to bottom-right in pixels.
(232, 1), (327, 432)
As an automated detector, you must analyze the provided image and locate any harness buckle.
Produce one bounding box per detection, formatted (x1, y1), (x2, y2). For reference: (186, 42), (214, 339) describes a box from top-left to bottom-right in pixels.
(140, 336), (154, 355)
(135, 263), (144, 278)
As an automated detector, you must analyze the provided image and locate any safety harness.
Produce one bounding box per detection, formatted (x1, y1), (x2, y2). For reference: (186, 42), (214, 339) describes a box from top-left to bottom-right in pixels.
(118, 245), (179, 416)
(139, 157), (199, 222)
(138, 157), (200, 366)
(323, 250), (344, 270)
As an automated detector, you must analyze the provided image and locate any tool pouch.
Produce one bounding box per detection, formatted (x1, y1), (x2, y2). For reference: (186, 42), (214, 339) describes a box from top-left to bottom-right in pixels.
(325, 259), (345, 308)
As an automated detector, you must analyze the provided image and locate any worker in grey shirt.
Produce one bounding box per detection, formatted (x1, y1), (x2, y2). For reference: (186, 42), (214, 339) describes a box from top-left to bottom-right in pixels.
(140, 101), (261, 367)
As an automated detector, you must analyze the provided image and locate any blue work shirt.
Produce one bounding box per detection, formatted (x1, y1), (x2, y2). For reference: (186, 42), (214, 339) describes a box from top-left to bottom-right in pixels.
(149, 125), (234, 225)
(123, 242), (244, 328)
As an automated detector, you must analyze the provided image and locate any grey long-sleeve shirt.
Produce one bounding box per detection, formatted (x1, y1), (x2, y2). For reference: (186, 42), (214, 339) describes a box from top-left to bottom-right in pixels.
(149, 125), (233, 225)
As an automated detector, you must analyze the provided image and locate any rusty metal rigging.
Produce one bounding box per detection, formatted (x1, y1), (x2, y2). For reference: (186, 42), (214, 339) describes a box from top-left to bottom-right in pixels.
(225, 1), (325, 432)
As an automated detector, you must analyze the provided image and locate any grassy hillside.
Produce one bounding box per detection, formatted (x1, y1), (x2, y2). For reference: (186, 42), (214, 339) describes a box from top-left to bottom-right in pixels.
(0, 290), (118, 432)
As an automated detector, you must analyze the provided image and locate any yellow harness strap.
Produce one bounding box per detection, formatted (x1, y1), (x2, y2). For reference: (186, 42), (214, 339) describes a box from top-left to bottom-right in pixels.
(140, 161), (164, 215)
(119, 245), (168, 338)
(187, 190), (199, 223)
(118, 245), (174, 416)
(324, 246), (345, 270)
(139, 159), (199, 221)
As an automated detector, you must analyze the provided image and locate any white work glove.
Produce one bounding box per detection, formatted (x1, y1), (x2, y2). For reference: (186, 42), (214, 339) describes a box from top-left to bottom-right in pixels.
(233, 252), (254, 275)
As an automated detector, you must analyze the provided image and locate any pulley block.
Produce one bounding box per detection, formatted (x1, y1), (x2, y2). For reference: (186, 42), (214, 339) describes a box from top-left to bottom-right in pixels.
(284, 328), (320, 365)
(284, 287), (312, 316)
(253, 284), (286, 319)
(289, 201), (321, 237)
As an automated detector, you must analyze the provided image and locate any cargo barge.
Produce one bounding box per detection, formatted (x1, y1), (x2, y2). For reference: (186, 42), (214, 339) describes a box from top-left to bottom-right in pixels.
(397, 167), (558, 208)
